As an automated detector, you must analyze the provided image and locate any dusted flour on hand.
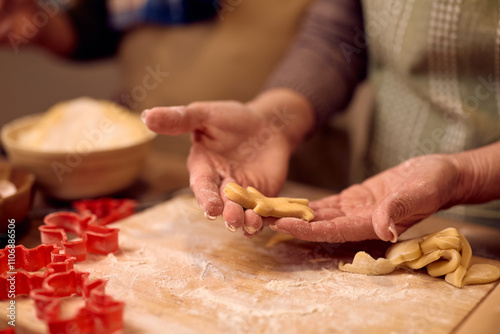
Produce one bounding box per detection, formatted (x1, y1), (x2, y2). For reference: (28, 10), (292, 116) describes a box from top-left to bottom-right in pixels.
(18, 97), (152, 151)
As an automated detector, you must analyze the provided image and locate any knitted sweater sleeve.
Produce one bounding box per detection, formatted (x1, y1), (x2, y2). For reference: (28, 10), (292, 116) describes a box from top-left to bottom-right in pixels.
(265, 0), (367, 125)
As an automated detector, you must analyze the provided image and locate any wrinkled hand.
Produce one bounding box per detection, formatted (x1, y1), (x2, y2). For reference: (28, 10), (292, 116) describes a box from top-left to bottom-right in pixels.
(142, 100), (297, 237)
(270, 154), (461, 243)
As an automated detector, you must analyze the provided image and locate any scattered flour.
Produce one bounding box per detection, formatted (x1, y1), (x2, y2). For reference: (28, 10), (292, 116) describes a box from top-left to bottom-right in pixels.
(74, 196), (495, 334)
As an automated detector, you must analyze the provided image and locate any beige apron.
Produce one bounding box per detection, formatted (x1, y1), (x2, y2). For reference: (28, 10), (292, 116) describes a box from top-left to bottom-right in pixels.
(363, 0), (500, 225)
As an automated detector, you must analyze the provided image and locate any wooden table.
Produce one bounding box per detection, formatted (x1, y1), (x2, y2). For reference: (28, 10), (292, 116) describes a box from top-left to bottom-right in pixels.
(1, 152), (499, 333)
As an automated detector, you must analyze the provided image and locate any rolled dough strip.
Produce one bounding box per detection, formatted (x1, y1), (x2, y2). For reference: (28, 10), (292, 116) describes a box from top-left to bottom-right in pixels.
(420, 236), (460, 254)
(426, 249), (461, 277)
(339, 227), (500, 288)
(385, 237), (422, 265)
(406, 250), (444, 270)
(444, 232), (474, 287)
(223, 183), (314, 221)
(445, 266), (468, 288)
(457, 234), (472, 269)
(423, 227), (460, 240)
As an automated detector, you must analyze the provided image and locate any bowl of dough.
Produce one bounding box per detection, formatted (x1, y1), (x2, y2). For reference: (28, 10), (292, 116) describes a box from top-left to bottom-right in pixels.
(1, 97), (156, 200)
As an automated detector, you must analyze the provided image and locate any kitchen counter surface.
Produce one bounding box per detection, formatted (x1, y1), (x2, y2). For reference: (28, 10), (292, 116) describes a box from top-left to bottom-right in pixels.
(1, 150), (499, 333)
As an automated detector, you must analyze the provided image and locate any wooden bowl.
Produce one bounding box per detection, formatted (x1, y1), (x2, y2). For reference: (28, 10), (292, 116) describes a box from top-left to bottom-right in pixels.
(0, 161), (35, 231)
(1, 114), (156, 200)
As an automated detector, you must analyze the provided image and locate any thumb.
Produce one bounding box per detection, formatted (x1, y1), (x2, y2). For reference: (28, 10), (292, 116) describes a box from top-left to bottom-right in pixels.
(372, 191), (416, 243)
(141, 105), (208, 135)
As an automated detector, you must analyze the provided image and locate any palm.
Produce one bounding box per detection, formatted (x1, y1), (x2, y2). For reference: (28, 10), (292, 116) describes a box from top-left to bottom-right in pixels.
(271, 155), (459, 242)
(187, 101), (290, 196)
(144, 101), (293, 235)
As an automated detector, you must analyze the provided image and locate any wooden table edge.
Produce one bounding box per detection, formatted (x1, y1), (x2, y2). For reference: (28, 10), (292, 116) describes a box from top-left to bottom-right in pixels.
(453, 280), (500, 334)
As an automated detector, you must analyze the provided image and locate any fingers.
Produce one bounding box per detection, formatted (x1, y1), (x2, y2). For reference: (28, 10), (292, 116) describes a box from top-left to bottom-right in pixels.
(372, 188), (435, 243)
(222, 201), (244, 232)
(220, 178), (263, 235)
(142, 104), (208, 135)
(188, 145), (224, 217)
(309, 195), (341, 211)
(270, 216), (378, 243)
(262, 216), (277, 227)
(242, 209), (263, 235)
(312, 207), (345, 221)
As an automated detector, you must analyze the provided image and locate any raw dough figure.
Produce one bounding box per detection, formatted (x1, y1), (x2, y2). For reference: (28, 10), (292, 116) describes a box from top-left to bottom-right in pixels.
(223, 183), (314, 221)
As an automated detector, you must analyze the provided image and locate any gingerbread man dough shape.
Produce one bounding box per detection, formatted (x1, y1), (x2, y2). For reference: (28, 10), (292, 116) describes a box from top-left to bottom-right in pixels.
(223, 183), (314, 221)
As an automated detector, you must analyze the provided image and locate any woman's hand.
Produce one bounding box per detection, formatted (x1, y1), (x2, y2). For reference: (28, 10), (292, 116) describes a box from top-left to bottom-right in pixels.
(142, 89), (315, 237)
(270, 154), (463, 243)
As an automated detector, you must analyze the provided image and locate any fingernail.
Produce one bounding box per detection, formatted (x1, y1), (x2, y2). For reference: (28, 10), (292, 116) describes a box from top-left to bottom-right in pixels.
(269, 224), (287, 233)
(225, 221), (237, 232)
(170, 106), (187, 116)
(141, 109), (149, 124)
(388, 221), (398, 243)
(204, 212), (217, 221)
(243, 226), (258, 234)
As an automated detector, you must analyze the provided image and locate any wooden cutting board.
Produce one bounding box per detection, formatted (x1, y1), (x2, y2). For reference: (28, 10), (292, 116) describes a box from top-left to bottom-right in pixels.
(2, 192), (500, 333)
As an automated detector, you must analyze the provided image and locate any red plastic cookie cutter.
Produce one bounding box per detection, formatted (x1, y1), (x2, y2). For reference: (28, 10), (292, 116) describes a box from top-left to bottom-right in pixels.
(0, 244), (74, 274)
(0, 244), (75, 299)
(40, 212), (119, 261)
(73, 198), (137, 225)
(30, 270), (124, 334)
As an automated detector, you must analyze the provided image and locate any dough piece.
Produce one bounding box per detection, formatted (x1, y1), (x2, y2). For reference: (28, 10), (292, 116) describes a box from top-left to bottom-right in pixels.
(444, 233), (473, 288)
(425, 249), (461, 277)
(462, 264), (500, 286)
(406, 250), (445, 270)
(423, 227), (461, 240)
(385, 237), (422, 265)
(339, 227), (500, 288)
(457, 234), (472, 269)
(223, 183), (314, 221)
(420, 236), (460, 254)
(339, 252), (396, 275)
(445, 266), (468, 288)
(420, 227), (461, 254)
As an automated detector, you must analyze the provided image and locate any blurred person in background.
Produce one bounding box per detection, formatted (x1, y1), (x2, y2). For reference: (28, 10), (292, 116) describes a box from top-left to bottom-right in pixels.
(0, 0), (317, 162)
(3, 1), (499, 243)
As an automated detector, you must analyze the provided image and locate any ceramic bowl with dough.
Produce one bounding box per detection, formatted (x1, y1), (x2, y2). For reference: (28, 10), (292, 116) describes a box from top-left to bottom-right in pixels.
(1, 98), (156, 200)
